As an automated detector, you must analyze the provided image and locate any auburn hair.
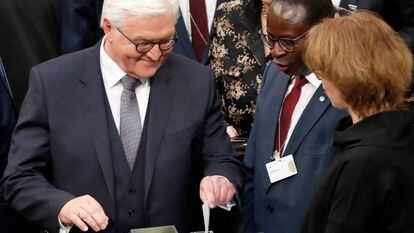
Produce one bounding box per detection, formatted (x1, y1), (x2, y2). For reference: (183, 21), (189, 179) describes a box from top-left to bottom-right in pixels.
(304, 11), (413, 119)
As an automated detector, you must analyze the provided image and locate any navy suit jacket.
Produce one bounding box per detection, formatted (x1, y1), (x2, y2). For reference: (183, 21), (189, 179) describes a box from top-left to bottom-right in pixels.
(243, 63), (348, 233)
(1, 43), (244, 233)
(173, 0), (227, 63)
(60, 0), (104, 54)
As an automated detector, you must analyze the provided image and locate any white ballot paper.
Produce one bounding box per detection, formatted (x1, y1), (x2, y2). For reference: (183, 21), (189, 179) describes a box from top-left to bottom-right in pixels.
(203, 203), (210, 233)
(190, 203), (213, 233)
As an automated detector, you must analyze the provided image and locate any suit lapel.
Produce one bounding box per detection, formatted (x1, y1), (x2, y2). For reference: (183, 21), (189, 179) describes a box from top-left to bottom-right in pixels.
(144, 61), (173, 204)
(261, 69), (291, 162)
(76, 44), (115, 205)
(283, 86), (331, 156)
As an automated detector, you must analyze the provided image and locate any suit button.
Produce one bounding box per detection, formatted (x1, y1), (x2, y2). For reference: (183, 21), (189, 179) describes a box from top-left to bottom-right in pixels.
(128, 187), (135, 195)
(128, 209), (136, 217)
(266, 205), (274, 213)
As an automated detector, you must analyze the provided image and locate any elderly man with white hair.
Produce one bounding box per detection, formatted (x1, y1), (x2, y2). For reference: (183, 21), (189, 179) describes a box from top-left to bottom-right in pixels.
(0, 0), (245, 232)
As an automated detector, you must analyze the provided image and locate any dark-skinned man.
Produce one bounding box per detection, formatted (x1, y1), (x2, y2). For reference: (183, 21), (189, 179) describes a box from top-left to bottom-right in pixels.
(242, 0), (348, 232)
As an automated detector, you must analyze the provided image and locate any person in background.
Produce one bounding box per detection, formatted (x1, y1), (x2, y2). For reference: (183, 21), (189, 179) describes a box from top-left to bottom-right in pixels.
(0, 57), (39, 233)
(60, 0), (104, 54)
(175, 0), (228, 63)
(1, 0), (244, 232)
(208, 0), (272, 140)
(301, 11), (414, 233)
(242, 0), (348, 232)
(0, 0), (60, 110)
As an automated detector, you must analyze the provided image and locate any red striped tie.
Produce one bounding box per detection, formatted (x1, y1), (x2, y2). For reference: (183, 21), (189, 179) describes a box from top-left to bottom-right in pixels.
(274, 76), (309, 155)
(190, 0), (209, 62)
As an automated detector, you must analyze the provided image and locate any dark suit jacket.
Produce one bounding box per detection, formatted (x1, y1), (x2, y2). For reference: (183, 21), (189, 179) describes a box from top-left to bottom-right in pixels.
(60, 0), (104, 54)
(340, 0), (414, 51)
(173, 0), (227, 64)
(0, 57), (16, 175)
(0, 43), (244, 233)
(243, 63), (348, 233)
(0, 57), (40, 233)
(0, 0), (60, 110)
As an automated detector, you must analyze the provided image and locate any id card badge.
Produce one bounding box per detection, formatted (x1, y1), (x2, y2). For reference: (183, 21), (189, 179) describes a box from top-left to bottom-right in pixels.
(266, 154), (298, 183)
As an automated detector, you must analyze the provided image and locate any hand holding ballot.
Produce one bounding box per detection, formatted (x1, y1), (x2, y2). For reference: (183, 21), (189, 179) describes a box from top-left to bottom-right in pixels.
(199, 176), (236, 208)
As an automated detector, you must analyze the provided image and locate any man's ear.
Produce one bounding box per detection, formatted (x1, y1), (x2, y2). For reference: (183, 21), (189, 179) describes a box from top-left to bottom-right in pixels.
(102, 19), (113, 38)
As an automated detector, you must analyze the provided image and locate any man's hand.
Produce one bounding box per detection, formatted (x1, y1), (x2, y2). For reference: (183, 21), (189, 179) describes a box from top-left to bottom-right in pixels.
(226, 125), (239, 139)
(200, 176), (236, 208)
(59, 195), (109, 232)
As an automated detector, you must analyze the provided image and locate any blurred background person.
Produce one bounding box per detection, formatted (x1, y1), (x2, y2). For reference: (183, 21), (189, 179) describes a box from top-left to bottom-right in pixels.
(302, 11), (414, 233)
(0, 0), (60, 110)
(241, 0), (348, 232)
(175, 0), (228, 63)
(60, 0), (104, 54)
(0, 57), (39, 233)
(208, 0), (272, 140)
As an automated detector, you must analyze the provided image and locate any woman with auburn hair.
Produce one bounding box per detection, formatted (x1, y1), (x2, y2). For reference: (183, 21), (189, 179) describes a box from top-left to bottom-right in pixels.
(301, 11), (414, 233)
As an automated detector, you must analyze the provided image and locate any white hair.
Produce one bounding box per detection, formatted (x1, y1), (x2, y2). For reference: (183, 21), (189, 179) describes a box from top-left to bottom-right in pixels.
(100, 0), (180, 28)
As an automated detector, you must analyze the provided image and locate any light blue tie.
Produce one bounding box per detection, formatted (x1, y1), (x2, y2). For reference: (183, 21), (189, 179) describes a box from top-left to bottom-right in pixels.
(120, 75), (142, 170)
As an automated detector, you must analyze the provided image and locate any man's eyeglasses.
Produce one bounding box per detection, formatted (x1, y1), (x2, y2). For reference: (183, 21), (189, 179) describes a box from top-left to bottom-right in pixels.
(259, 29), (307, 53)
(116, 27), (178, 53)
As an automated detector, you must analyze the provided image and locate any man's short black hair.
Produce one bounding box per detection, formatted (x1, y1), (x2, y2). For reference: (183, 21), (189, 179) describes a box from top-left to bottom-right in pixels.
(271, 0), (335, 27)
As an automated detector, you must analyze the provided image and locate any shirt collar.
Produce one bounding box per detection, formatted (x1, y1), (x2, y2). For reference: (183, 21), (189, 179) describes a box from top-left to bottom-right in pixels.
(304, 72), (321, 88)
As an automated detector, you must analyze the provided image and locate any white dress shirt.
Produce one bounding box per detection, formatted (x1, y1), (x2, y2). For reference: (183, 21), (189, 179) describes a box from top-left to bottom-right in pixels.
(178, 0), (218, 39)
(283, 73), (321, 150)
(331, 0), (341, 7)
(58, 38), (151, 233)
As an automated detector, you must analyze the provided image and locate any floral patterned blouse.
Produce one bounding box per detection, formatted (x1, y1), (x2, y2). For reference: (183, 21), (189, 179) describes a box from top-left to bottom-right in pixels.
(208, 0), (269, 138)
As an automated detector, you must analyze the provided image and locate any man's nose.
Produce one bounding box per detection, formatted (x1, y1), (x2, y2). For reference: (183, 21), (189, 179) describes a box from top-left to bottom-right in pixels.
(146, 44), (162, 60)
(271, 42), (287, 58)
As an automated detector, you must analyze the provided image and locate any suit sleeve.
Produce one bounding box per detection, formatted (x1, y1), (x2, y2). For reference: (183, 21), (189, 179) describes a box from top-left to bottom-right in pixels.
(0, 67), (75, 232)
(202, 68), (245, 195)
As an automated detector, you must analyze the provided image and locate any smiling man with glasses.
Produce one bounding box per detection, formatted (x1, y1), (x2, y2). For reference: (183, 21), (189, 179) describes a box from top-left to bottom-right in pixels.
(0, 0), (245, 233)
(241, 0), (348, 233)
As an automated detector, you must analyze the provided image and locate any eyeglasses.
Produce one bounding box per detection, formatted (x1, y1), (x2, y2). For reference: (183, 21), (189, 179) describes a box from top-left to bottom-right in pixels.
(116, 27), (178, 53)
(259, 29), (307, 53)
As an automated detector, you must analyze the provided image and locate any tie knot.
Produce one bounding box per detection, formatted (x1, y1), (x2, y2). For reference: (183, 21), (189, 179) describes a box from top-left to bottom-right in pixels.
(122, 75), (141, 91)
(293, 75), (308, 89)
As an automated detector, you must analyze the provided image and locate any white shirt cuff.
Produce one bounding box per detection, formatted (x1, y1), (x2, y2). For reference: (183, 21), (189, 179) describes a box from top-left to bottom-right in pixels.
(58, 217), (72, 233)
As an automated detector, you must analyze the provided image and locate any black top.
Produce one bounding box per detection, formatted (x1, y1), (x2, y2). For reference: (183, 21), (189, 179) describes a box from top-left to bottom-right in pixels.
(301, 109), (414, 233)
